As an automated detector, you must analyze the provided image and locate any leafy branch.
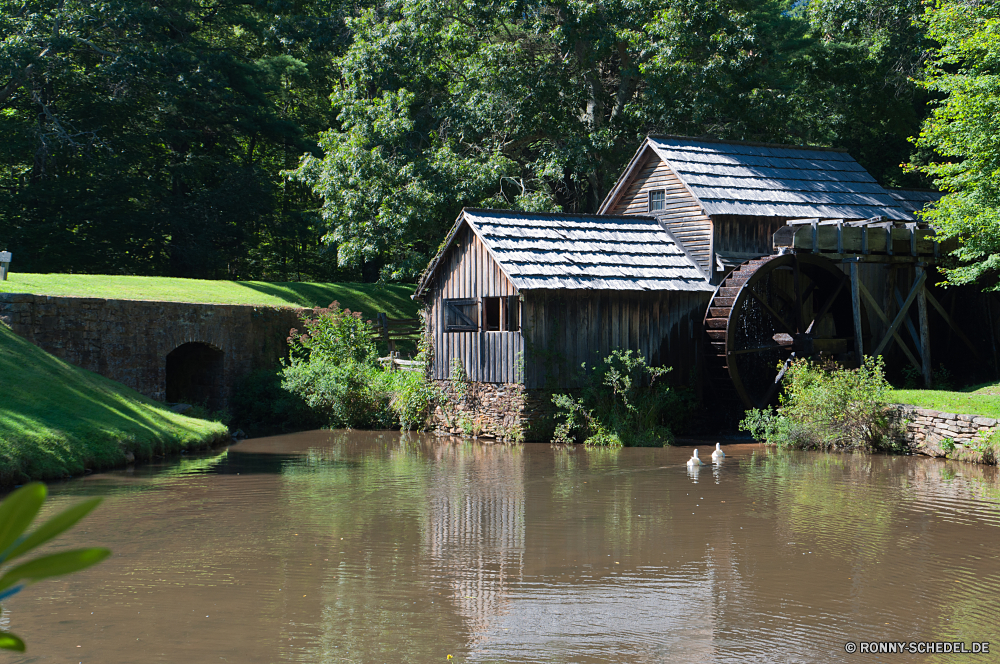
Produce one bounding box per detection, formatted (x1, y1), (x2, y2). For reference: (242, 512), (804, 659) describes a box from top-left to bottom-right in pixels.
(0, 483), (110, 652)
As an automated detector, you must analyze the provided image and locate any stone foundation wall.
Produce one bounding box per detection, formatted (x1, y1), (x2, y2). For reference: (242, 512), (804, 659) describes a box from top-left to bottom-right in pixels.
(893, 404), (998, 458)
(0, 293), (302, 408)
(429, 380), (557, 442)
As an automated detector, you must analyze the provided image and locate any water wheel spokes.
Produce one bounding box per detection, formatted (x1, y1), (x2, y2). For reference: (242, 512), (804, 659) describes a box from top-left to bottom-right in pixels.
(704, 253), (865, 409)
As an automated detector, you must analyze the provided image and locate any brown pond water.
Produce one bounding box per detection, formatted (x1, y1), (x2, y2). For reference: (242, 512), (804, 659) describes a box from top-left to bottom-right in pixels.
(6, 431), (1000, 663)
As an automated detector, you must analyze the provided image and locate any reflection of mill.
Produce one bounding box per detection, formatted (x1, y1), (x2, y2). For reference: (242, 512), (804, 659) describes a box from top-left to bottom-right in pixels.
(425, 444), (525, 640)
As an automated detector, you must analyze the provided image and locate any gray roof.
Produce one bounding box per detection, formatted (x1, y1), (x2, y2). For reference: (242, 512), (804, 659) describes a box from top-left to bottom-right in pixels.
(886, 188), (943, 214)
(416, 209), (714, 295)
(640, 136), (913, 221)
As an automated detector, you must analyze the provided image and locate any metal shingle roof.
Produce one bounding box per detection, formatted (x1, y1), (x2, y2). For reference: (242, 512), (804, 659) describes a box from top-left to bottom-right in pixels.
(645, 137), (914, 221)
(886, 188), (943, 214)
(415, 209), (715, 296)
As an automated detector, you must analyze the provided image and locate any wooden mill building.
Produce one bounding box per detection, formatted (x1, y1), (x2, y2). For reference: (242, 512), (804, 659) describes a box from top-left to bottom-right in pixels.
(598, 136), (913, 282)
(415, 136), (987, 439)
(414, 209), (714, 391)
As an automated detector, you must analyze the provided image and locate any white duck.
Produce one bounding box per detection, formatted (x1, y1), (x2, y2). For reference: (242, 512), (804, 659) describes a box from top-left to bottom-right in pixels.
(711, 443), (725, 462)
(686, 449), (704, 467)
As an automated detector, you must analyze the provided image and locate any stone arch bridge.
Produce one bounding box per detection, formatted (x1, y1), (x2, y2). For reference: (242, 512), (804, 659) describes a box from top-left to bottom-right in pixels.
(0, 293), (303, 410)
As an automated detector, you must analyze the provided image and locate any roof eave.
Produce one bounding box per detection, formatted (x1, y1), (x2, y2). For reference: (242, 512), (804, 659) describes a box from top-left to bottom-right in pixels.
(413, 210), (469, 298)
(597, 139), (655, 215)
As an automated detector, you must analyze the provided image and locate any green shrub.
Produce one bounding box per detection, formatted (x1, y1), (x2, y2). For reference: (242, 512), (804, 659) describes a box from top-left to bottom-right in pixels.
(283, 359), (397, 428)
(386, 369), (436, 431)
(287, 300), (377, 364)
(944, 431), (999, 465)
(229, 368), (324, 436)
(281, 301), (435, 430)
(740, 355), (895, 452)
(551, 349), (688, 447)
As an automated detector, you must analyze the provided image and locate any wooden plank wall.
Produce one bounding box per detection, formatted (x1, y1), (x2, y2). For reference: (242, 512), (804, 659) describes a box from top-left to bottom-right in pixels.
(713, 215), (787, 256)
(611, 153), (713, 274)
(428, 225), (523, 383)
(520, 289), (711, 389)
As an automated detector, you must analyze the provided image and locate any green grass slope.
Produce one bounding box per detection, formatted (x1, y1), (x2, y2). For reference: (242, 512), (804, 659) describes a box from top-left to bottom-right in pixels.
(0, 274), (419, 318)
(889, 382), (1000, 419)
(0, 324), (229, 485)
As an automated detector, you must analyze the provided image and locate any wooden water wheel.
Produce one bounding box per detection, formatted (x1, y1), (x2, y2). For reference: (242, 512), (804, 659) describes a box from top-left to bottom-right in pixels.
(704, 253), (864, 409)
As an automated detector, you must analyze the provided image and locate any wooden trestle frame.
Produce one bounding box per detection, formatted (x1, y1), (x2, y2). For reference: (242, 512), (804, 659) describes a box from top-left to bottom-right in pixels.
(773, 218), (977, 389)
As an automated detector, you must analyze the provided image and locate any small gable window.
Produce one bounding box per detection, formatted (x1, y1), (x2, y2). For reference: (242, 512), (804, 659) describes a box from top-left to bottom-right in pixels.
(648, 190), (665, 212)
(445, 299), (478, 332)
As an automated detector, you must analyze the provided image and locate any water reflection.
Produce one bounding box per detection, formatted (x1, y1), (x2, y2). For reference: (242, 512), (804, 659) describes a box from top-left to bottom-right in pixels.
(7, 434), (1000, 663)
(425, 443), (524, 642)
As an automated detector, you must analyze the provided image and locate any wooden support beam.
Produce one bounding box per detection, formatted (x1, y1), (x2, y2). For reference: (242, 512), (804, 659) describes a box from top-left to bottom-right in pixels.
(805, 278), (846, 334)
(859, 281), (923, 371)
(916, 265), (932, 387)
(872, 270), (926, 356)
(924, 288), (983, 360)
(851, 262), (864, 361)
(894, 286), (923, 357)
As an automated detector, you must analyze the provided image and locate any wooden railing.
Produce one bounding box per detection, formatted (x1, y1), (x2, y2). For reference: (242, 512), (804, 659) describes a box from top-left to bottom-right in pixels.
(371, 312), (422, 354)
(378, 353), (424, 373)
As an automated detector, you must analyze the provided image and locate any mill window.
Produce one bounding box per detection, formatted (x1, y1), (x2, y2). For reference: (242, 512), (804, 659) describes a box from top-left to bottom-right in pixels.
(648, 189), (665, 212)
(444, 299), (478, 332)
(505, 296), (520, 332)
(483, 297), (501, 331)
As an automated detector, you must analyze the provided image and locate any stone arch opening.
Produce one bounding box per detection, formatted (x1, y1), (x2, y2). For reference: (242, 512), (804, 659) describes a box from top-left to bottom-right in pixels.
(166, 342), (224, 410)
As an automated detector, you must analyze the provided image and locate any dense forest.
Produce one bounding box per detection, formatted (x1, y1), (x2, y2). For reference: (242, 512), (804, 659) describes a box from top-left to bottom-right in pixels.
(0, 0), (991, 283)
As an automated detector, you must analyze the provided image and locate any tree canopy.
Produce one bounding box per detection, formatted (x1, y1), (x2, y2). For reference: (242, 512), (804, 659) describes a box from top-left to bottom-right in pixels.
(0, 0), (934, 281)
(910, 0), (1000, 290)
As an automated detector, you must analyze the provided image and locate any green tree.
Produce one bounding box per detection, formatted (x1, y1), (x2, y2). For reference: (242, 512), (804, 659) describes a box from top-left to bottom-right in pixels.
(799, 0), (932, 185)
(290, 0), (933, 280)
(0, 0), (350, 279)
(909, 0), (1000, 289)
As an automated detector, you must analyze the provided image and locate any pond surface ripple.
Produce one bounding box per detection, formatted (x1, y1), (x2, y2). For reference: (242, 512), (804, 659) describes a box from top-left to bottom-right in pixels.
(8, 431), (1000, 663)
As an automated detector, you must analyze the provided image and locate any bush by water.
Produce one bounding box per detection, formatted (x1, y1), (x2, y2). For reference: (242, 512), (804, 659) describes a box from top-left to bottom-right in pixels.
(739, 356), (899, 452)
(550, 349), (692, 447)
(280, 302), (434, 430)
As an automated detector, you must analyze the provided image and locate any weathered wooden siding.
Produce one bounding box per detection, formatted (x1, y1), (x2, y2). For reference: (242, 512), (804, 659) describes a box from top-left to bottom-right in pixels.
(712, 215), (787, 257)
(521, 289), (711, 389)
(428, 225), (523, 383)
(611, 153), (714, 275)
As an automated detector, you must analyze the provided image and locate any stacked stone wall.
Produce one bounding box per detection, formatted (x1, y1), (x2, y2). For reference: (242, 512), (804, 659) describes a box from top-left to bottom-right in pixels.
(429, 380), (558, 442)
(892, 404), (998, 458)
(0, 293), (303, 408)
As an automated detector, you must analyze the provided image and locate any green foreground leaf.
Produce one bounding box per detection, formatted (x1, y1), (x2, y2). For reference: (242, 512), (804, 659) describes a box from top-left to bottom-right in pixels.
(0, 630), (26, 652)
(0, 484), (47, 557)
(0, 548), (111, 593)
(2, 498), (102, 563)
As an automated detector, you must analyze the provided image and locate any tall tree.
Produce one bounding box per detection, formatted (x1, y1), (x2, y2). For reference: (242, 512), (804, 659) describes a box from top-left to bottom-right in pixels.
(290, 0), (824, 280)
(909, 0), (1000, 289)
(0, 0), (350, 279)
(799, 0), (931, 185)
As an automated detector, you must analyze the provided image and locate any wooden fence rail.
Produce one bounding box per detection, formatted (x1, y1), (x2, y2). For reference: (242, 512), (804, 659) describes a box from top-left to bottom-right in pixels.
(371, 312), (422, 354)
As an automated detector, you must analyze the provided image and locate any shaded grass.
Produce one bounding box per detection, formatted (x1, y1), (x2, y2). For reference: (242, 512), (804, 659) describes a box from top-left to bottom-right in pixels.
(0, 324), (229, 485)
(0, 274), (419, 318)
(889, 382), (1000, 419)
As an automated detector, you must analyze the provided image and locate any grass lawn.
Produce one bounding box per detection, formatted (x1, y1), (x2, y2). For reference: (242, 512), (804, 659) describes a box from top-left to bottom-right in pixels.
(889, 382), (1000, 420)
(0, 273), (419, 318)
(0, 323), (230, 485)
